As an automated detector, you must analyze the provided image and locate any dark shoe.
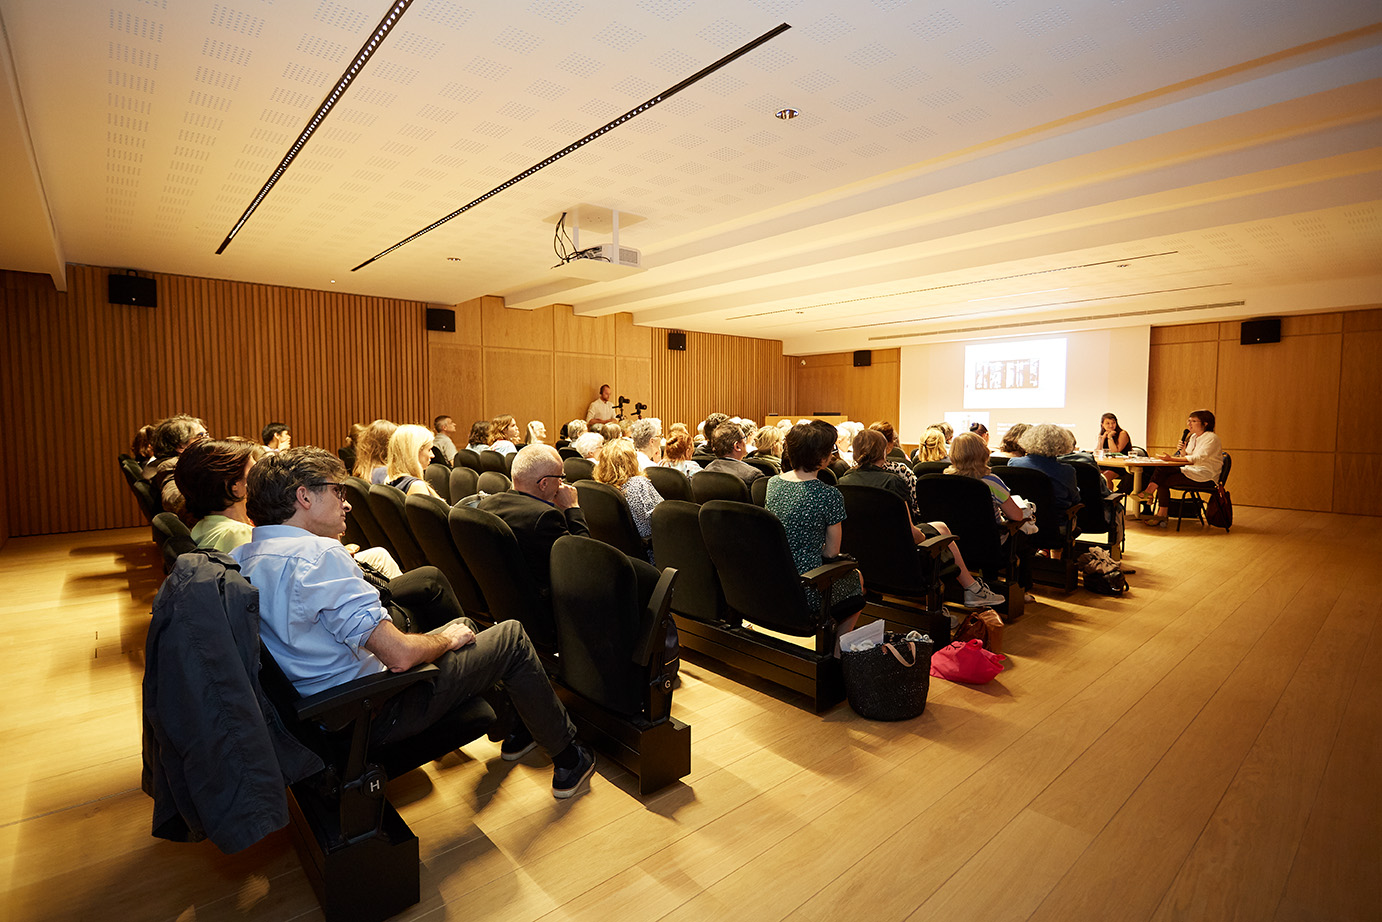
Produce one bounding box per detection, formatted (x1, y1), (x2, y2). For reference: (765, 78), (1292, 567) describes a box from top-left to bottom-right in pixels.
(500, 725), (536, 762)
(552, 743), (595, 799)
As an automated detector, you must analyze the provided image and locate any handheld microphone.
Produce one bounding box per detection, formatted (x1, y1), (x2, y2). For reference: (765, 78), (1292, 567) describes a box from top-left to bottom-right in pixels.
(1177, 428), (1190, 456)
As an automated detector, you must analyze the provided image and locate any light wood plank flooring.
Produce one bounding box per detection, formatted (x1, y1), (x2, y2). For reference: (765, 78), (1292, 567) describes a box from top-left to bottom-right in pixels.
(2, 507), (1377, 922)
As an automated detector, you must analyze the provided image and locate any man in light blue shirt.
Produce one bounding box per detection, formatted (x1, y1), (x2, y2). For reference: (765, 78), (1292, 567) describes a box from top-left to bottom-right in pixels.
(232, 447), (596, 799)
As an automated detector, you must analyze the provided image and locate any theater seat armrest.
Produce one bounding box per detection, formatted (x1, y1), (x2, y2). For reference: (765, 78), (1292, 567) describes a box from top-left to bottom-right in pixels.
(295, 663), (439, 727)
(917, 534), (955, 559)
(801, 559), (859, 588)
(632, 567), (678, 667)
(1063, 503), (1084, 523)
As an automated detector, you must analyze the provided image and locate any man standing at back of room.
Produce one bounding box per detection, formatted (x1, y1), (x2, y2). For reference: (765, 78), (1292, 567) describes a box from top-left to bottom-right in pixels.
(586, 384), (616, 427)
(232, 446), (596, 798)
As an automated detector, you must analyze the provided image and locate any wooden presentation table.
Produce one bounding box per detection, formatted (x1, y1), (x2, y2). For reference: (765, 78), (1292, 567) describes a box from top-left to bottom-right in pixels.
(764, 414), (848, 428)
(1096, 456), (1189, 498)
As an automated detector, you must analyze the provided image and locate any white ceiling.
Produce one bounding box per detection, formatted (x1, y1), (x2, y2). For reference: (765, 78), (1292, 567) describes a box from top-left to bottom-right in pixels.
(2, 0), (1379, 354)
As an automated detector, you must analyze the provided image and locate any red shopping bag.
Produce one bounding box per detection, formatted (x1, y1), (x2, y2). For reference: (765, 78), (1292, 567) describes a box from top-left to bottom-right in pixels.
(929, 639), (1006, 684)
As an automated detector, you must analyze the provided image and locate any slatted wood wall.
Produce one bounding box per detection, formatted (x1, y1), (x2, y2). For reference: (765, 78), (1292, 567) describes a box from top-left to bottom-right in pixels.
(0, 266), (430, 537)
(792, 349), (902, 432)
(1147, 307), (1382, 514)
(651, 328), (793, 430)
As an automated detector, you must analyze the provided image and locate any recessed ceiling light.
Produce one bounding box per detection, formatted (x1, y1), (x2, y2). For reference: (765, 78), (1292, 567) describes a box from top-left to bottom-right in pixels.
(775, 108), (799, 120)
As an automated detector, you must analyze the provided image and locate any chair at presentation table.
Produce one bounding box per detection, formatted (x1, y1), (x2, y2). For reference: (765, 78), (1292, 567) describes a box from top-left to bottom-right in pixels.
(1165, 452), (1232, 533)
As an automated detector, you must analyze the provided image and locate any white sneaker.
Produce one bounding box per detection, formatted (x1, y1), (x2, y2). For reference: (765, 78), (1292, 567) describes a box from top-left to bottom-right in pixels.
(962, 579), (1005, 608)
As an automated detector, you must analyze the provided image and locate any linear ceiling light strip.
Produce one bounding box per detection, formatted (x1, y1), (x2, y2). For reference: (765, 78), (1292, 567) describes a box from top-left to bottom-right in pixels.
(817, 283), (1230, 332)
(725, 251), (1179, 320)
(215, 0), (415, 255)
(350, 22), (792, 272)
(866, 300), (1246, 341)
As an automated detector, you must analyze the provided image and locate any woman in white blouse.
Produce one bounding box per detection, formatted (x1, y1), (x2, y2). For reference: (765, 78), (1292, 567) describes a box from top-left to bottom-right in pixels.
(1136, 409), (1224, 526)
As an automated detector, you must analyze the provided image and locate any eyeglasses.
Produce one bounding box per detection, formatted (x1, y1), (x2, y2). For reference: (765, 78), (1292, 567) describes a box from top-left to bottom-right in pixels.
(536, 474), (562, 485)
(308, 481), (348, 501)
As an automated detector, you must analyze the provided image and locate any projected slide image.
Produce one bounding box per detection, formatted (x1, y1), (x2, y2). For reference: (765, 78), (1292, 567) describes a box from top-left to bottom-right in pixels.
(963, 338), (1067, 409)
(974, 357), (1040, 391)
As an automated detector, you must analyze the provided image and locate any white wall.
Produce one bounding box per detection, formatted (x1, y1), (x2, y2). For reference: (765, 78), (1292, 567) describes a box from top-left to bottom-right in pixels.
(899, 326), (1151, 450)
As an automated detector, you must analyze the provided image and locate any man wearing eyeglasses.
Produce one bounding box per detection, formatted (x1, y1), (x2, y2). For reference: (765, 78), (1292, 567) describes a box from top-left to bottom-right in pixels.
(475, 444), (588, 614)
(233, 447), (595, 799)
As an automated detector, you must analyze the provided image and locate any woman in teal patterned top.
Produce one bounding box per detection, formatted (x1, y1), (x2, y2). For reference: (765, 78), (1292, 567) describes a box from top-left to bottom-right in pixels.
(764, 419), (864, 618)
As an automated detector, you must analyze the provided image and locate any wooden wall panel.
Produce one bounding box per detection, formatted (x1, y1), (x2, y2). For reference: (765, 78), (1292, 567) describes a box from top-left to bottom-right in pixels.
(1334, 454), (1382, 517)
(484, 348), (555, 433)
(554, 304), (613, 355)
(429, 343), (485, 432)
(618, 314), (654, 359)
(1218, 449), (1335, 512)
(1150, 322), (1218, 345)
(1146, 340), (1218, 446)
(617, 357), (653, 418)
(650, 329), (791, 430)
(0, 266), (429, 536)
(792, 349), (901, 427)
(1342, 308), (1382, 332)
(1216, 334), (1341, 451)
(554, 353), (617, 429)
(482, 300), (553, 350)
(1336, 330), (1382, 455)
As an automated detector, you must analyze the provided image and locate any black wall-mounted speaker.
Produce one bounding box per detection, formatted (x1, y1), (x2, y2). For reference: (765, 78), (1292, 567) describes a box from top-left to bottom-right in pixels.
(853, 349), (872, 367)
(1240, 317), (1281, 345)
(668, 331), (687, 351)
(108, 273), (157, 307)
(425, 308), (456, 332)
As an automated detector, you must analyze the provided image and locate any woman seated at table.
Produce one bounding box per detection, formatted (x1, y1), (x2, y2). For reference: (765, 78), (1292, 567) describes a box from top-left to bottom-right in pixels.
(594, 438), (663, 559)
(384, 424), (442, 498)
(1136, 409), (1223, 527)
(840, 430), (1003, 608)
(1008, 423), (1081, 513)
(765, 420), (864, 624)
(1096, 412), (1133, 490)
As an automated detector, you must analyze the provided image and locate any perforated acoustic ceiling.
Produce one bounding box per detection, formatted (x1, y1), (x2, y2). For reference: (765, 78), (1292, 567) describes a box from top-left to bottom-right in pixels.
(1, 0), (1379, 353)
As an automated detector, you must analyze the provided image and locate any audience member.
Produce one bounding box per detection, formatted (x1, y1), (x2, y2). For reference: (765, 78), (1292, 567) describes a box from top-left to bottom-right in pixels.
(175, 437), (256, 551)
(947, 431), (1034, 602)
(145, 415), (208, 514)
(233, 448), (595, 799)
(999, 423), (1030, 457)
(599, 422), (623, 442)
(476, 444), (589, 614)
(839, 429), (1003, 608)
(748, 426), (784, 472)
(465, 421), (491, 452)
(1009, 424), (1080, 512)
(525, 420), (547, 446)
(572, 432), (604, 459)
(489, 415), (521, 455)
(629, 418), (662, 469)
(385, 425), (441, 497)
(432, 415), (458, 464)
(969, 422), (989, 444)
(660, 427), (701, 475)
(132, 425), (156, 467)
(352, 419), (397, 484)
(914, 427), (948, 463)
(764, 420), (863, 620)
(701, 421), (765, 487)
(338, 423), (363, 473)
(594, 438), (663, 557)
(868, 421), (919, 516)
(563, 420), (587, 447)
(261, 422), (291, 453)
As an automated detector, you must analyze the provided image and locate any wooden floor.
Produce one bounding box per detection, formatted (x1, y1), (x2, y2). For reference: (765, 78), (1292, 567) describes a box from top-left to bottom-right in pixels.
(2, 507), (1378, 922)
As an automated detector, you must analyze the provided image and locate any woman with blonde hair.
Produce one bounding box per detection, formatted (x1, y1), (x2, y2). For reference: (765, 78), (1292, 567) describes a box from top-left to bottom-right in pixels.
(749, 425), (784, 472)
(384, 424), (441, 497)
(525, 420), (547, 445)
(947, 431), (1034, 602)
(353, 419), (397, 484)
(594, 438), (663, 552)
(913, 427), (948, 463)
